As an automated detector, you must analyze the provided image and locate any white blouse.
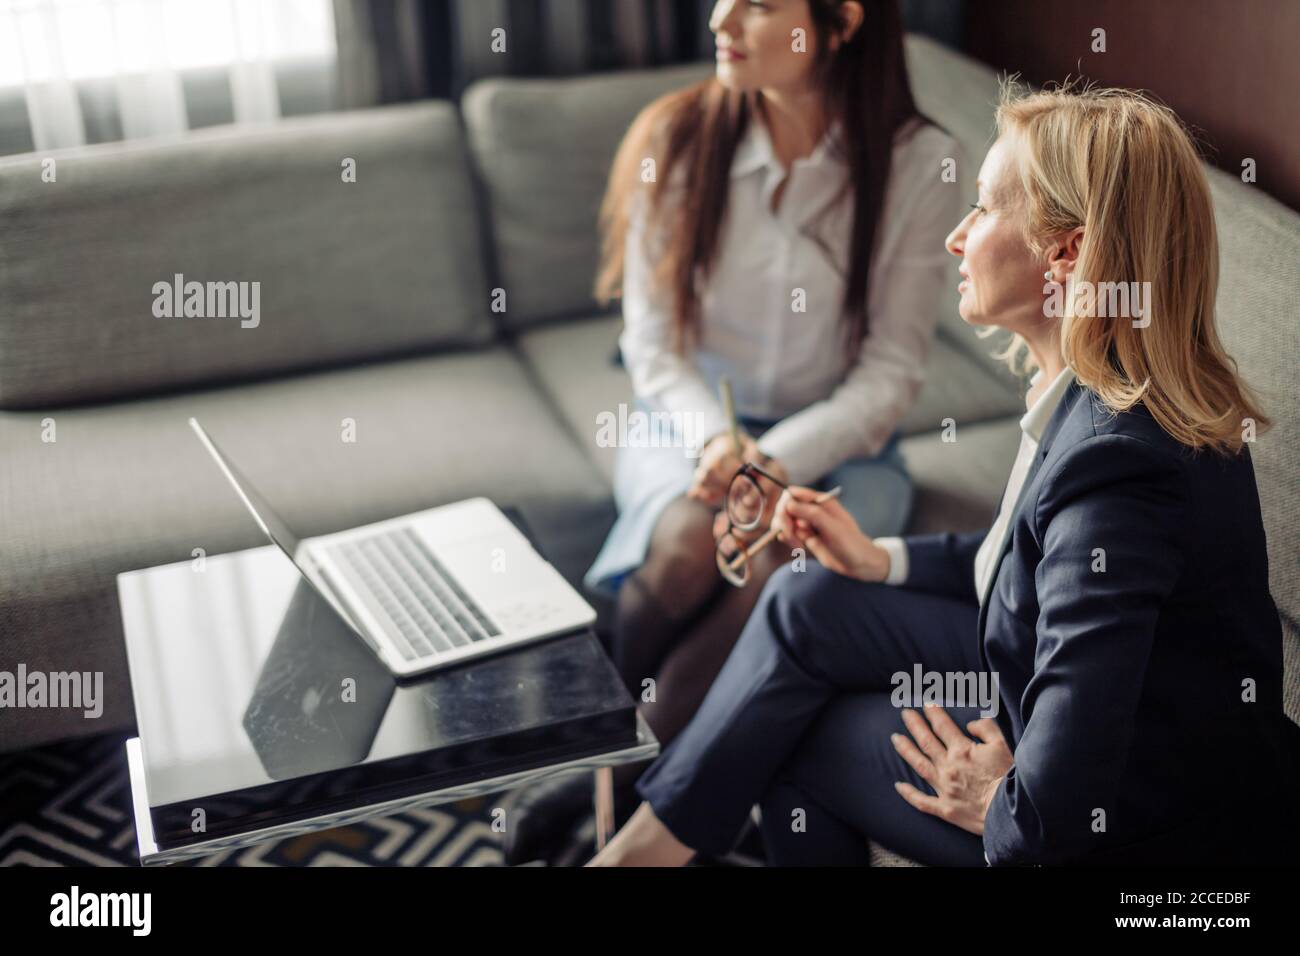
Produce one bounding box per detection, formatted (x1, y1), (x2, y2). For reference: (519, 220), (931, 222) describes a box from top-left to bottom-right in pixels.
(618, 112), (961, 485)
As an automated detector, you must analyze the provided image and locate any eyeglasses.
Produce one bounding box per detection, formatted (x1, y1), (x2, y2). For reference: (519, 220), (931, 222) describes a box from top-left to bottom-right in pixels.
(714, 463), (841, 587)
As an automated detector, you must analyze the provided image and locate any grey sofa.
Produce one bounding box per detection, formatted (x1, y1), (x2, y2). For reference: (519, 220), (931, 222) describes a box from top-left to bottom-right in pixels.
(3, 35), (1297, 858)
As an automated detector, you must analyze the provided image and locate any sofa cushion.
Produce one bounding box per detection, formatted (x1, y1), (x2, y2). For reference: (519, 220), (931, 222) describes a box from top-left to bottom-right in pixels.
(903, 334), (1025, 435)
(516, 314), (1024, 485)
(462, 63), (713, 329)
(0, 348), (614, 751)
(899, 417), (1022, 535)
(0, 102), (493, 409)
(514, 314), (631, 483)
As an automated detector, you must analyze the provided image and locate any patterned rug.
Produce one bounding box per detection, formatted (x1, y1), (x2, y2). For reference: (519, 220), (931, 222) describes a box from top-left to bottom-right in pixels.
(0, 731), (507, 867)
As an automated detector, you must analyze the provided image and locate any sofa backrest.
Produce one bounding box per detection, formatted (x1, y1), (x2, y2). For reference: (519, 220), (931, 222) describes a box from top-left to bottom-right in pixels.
(0, 102), (492, 408)
(1203, 169), (1300, 719)
(901, 35), (1019, 387)
(462, 62), (713, 331)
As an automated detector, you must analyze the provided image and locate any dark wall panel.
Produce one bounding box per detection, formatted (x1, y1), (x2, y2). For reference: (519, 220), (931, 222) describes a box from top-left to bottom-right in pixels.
(964, 0), (1300, 211)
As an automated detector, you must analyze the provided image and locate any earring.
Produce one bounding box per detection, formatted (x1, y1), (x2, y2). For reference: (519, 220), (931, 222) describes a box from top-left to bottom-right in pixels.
(1044, 270), (1054, 281)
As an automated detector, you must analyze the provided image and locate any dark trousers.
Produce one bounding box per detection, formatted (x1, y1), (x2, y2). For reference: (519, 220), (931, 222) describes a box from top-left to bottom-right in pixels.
(636, 563), (990, 866)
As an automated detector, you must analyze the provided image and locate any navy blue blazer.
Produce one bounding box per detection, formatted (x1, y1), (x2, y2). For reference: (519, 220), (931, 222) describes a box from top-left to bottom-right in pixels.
(902, 379), (1300, 865)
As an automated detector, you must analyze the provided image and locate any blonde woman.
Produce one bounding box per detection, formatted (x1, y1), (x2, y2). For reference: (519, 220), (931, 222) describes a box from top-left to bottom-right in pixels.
(590, 84), (1300, 866)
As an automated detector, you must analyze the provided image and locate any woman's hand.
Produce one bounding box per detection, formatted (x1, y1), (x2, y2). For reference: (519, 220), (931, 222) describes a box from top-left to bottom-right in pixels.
(772, 486), (892, 582)
(890, 706), (1014, 836)
(688, 433), (778, 508)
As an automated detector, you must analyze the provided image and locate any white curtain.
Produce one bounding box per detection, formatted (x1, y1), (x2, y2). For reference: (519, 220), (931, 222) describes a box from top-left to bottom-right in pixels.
(0, 0), (335, 152)
(227, 0), (282, 126)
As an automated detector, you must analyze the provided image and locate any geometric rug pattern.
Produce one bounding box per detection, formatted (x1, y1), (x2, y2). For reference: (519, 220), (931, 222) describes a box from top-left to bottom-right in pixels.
(0, 731), (506, 867)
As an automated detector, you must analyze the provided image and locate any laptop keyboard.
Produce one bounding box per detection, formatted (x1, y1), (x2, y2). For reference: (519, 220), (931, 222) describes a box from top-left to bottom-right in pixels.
(327, 527), (501, 662)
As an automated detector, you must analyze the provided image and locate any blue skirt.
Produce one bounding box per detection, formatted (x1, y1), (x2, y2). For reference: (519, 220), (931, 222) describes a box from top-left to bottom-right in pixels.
(584, 413), (914, 598)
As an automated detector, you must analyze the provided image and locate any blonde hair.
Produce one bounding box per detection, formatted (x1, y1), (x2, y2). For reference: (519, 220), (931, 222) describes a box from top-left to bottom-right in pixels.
(987, 81), (1268, 453)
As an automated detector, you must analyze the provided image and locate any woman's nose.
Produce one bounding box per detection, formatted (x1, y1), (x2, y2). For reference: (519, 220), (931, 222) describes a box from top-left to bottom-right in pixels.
(945, 221), (965, 258)
(709, 0), (739, 36)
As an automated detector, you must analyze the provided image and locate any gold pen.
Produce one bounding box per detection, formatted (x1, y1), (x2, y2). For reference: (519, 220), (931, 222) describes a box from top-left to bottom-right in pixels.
(720, 376), (742, 456)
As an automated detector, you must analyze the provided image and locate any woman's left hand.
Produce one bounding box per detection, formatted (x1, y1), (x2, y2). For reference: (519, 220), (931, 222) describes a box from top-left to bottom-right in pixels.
(890, 705), (1014, 836)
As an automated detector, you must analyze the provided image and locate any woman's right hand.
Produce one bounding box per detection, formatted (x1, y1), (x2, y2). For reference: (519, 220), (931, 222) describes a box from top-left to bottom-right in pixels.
(689, 432), (763, 508)
(773, 486), (892, 582)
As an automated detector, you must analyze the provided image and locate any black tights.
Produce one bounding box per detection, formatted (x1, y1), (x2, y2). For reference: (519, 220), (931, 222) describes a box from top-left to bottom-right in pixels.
(610, 495), (788, 789)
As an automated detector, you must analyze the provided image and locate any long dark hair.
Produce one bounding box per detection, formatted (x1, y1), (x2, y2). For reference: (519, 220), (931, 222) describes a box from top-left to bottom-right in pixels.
(595, 0), (920, 353)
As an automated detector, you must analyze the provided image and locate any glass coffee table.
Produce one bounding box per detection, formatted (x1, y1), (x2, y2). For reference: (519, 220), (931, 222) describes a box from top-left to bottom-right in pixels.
(118, 543), (656, 865)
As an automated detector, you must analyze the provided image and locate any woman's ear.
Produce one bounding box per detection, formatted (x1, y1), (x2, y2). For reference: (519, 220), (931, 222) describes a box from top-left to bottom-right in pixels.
(1047, 226), (1085, 282)
(828, 1), (864, 51)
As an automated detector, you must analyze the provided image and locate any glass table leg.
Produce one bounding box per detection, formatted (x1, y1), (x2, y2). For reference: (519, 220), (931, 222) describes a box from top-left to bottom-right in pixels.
(594, 766), (615, 850)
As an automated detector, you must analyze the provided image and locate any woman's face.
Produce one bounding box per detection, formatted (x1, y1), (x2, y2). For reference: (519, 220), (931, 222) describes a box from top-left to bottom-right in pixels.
(709, 0), (821, 94)
(945, 134), (1053, 335)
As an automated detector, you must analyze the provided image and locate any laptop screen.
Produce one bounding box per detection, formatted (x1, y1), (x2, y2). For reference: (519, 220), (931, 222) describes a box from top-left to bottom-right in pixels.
(188, 417), (360, 634)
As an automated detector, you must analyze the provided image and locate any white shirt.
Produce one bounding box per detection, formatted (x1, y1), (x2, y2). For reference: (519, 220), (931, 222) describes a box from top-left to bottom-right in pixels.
(618, 113), (961, 485)
(877, 366), (1077, 604)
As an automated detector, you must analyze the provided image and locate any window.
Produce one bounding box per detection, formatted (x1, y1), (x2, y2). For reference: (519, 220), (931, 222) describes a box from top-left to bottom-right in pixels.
(0, 0), (337, 152)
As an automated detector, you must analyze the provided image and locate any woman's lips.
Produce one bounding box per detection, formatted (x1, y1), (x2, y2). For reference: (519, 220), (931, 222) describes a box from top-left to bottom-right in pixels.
(958, 279), (969, 293)
(716, 49), (747, 61)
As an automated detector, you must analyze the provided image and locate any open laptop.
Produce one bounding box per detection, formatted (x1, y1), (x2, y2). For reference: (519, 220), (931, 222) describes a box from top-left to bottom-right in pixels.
(189, 417), (596, 678)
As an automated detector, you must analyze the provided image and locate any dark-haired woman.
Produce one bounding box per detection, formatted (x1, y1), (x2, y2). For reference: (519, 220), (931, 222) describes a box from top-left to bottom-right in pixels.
(584, 0), (958, 768)
(505, 2), (958, 859)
